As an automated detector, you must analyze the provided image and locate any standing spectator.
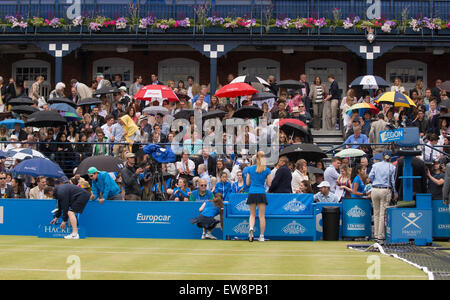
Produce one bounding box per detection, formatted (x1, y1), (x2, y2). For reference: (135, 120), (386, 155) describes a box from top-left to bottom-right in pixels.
(90, 106), (106, 130)
(29, 176), (48, 199)
(431, 79), (442, 104)
(369, 112), (390, 155)
(412, 110), (429, 138)
(299, 74), (311, 113)
(423, 134), (441, 162)
(88, 167), (123, 202)
(151, 73), (163, 85)
(0, 172), (14, 198)
(129, 75), (143, 97)
(291, 159), (308, 193)
(112, 74), (126, 89)
(335, 164), (352, 200)
(70, 87), (79, 104)
(49, 82), (66, 99)
(246, 151), (271, 242)
(268, 156), (292, 194)
(324, 157), (341, 193)
(28, 75), (44, 102)
(323, 75), (340, 130)
(427, 160), (445, 200)
(266, 75), (278, 97)
(96, 73), (112, 90)
(71, 79), (92, 101)
(92, 127), (109, 156)
(195, 164), (212, 191)
(309, 76), (326, 129)
(369, 152), (397, 244)
(443, 161), (450, 207)
(186, 76), (200, 100)
(390, 77), (405, 93)
(120, 152), (143, 200)
(350, 164), (366, 198)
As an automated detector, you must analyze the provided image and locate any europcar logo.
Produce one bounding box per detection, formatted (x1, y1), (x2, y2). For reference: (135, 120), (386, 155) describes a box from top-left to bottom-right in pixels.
(235, 199), (250, 212)
(282, 221), (306, 235)
(136, 213), (171, 224)
(347, 205), (366, 218)
(283, 199), (306, 212)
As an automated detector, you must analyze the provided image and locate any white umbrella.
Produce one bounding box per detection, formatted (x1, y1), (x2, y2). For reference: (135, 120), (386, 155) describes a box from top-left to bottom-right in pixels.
(231, 75), (270, 86)
(335, 148), (366, 158)
(6, 148), (47, 161)
(142, 106), (169, 116)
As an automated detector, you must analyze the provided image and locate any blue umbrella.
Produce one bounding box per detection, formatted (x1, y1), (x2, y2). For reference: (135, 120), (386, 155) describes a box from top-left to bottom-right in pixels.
(0, 119), (25, 129)
(50, 103), (77, 114)
(12, 158), (65, 178)
(0, 150), (6, 158)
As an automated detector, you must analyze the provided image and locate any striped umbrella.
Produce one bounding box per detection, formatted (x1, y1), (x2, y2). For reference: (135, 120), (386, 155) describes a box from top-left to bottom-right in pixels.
(349, 75), (389, 90)
(60, 112), (83, 122)
(5, 148), (46, 161)
(345, 103), (380, 117)
(373, 92), (416, 108)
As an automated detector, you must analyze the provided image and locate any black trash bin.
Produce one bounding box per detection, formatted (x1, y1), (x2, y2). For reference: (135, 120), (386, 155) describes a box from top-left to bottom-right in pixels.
(322, 206), (340, 241)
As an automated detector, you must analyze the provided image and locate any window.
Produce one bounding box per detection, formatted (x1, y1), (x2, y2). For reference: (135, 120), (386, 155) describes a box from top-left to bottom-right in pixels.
(386, 59), (427, 93)
(238, 58), (280, 82)
(158, 58), (200, 85)
(12, 59), (51, 98)
(305, 59), (347, 96)
(93, 58), (134, 87)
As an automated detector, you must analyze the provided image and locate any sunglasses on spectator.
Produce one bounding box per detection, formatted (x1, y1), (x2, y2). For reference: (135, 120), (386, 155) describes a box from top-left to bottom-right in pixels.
(199, 184), (207, 187)
(0, 177), (5, 180)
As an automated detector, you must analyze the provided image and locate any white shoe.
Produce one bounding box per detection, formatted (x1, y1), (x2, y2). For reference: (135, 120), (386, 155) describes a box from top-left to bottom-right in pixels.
(64, 233), (79, 240)
(258, 236), (265, 242)
(205, 232), (217, 240)
(201, 233), (206, 240)
(248, 228), (254, 242)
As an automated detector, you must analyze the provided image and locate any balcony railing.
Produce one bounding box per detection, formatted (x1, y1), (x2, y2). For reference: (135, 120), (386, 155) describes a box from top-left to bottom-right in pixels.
(1, 0), (448, 21)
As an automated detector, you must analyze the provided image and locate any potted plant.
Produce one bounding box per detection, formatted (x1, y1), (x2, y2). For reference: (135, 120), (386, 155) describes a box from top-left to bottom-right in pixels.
(4, 15), (28, 33)
(291, 18), (313, 35)
(378, 19), (398, 35)
(37, 17), (67, 33)
(438, 21), (450, 35)
(406, 18), (423, 34)
(339, 15), (362, 34)
(268, 17), (292, 34)
(114, 17), (131, 33)
(138, 16), (156, 34)
(166, 17), (193, 33)
(203, 16), (230, 33)
(313, 17), (330, 34)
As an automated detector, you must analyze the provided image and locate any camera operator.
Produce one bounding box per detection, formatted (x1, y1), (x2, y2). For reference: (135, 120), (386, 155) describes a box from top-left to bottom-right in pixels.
(120, 152), (144, 200)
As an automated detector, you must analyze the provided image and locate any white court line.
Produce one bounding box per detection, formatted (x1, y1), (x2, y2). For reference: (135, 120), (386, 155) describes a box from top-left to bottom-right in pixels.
(0, 267), (426, 279)
(0, 243), (363, 254)
(0, 248), (370, 258)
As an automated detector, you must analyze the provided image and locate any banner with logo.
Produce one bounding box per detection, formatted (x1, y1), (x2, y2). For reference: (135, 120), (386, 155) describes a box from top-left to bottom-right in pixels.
(227, 193), (314, 216)
(342, 198), (372, 238)
(432, 200), (450, 238)
(386, 207), (432, 245)
(0, 199), (221, 240)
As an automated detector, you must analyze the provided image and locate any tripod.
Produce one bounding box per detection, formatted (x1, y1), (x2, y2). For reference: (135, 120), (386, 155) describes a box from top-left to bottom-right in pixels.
(148, 165), (168, 201)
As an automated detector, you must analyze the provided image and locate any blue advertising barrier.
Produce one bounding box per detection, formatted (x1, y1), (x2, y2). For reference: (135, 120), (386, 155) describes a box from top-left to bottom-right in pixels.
(342, 198), (372, 239)
(223, 194), (332, 241)
(386, 194), (433, 246)
(0, 199), (222, 240)
(432, 200), (450, 239)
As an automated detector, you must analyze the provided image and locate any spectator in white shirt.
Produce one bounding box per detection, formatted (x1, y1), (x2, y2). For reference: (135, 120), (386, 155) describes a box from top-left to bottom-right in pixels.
(324, 157), (342, 193)
(291, 159), (309, 193)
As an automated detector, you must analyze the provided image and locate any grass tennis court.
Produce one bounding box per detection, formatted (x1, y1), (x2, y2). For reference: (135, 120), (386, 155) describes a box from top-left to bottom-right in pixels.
(1, 236), (447, 280)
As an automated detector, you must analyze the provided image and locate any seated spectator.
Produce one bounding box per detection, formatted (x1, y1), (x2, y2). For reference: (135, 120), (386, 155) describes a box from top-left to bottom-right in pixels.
(176, 151), (195, 180)
(29, 176), (49, 199)
(312, 173), (325, 194)
(212, 171), (232, 200)
(171, 178), (191, 202)
(299, 180), (314, 194)
(344, 126), (368, 149)
(11, 178), (26, 199)
(313, 181), (339, 203)
(291, 159), (309, 193)
(0, 172), (14, 198)
(231, 170), (249, 193)
(92, 127), (110, 156)
(189, 179), (214, 202)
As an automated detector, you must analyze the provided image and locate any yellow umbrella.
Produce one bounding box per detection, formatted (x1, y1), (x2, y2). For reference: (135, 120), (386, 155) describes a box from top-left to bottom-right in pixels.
(373, 91), (416, 108)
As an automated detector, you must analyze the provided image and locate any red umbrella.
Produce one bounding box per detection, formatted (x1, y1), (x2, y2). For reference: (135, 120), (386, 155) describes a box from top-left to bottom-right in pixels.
(133, 85), (179, 102)
(279, 118), (306, 128)
(215, 82), (258, 98)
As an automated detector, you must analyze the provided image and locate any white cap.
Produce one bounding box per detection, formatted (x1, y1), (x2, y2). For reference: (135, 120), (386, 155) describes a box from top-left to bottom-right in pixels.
(119, 86), (127, 91)
(317, 181), (331, 188)
(10, 135), (18, 140)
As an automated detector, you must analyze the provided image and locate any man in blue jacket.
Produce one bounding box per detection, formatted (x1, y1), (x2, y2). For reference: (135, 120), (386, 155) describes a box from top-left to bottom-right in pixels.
(88, 167), (122, 202)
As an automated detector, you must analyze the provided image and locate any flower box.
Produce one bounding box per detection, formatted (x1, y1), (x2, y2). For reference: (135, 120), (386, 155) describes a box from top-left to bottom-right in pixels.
(333, 27), (361, 34)
(375, 28), (399, 35)
(98, 26), (115, 33)
(4, 26), (25, 33)
(69, 25), (89, 34)
(267, 27), (290, 34)
(422, 28), (432, 35)
(37, 26), (67, 33)
(202, 26), (232, 34)
(317, 27), (332, 34)
(114, 27), (132, 34)
(150, 27), (166, 34)
(232, 27), (254, 33)
(165, 27), (193, 34)
(403, 28), (421, 35)
(438, 28), (450, 35)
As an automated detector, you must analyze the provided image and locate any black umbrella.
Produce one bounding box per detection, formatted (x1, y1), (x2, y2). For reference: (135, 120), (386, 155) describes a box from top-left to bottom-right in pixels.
(276, 80), (305, 89)
(11, 105), (39, 115)
(441, 80), (450, 92)
(439, 100), (450, 110)
(25, 110), (67, 128)
(280, 123), (309, 137)
(279, 144), (327, 162)
(251, 91), (277, 101)
(76, 155), (125, 175)
(173, 109), (195, 120)
(231, 75), (270, 86)
(77, 97), (103, 106)
(175, 93), (191, 101)
(438, 113), (450, 120)
(233, 106), (263, 119)
(92, 86), (120, 95)
(47, 97), (77, 108)
(7, 97), (34, 106)
(307, 166), (324, 174)
(202, 109), (226, 121)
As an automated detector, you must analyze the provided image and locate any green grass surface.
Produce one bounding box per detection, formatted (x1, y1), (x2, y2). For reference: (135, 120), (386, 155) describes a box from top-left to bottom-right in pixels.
(0, 236), (446, 280)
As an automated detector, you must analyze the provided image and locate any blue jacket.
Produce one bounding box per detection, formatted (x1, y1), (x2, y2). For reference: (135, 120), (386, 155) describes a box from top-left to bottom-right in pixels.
(214, 181), (232, 200)
(92, 171), (121, 201)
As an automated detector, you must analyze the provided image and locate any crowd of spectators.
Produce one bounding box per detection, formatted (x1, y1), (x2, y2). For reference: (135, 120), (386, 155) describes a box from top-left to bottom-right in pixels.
(0, 72), (448, 204)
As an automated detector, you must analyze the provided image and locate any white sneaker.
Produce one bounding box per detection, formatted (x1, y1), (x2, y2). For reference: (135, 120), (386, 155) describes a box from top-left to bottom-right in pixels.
(201, 233), (206, 240)
(258, 236), (265, 242)
(205, 232), (217, 240)
(248, 228), (254, 242)
(64, 233), (79, 240)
